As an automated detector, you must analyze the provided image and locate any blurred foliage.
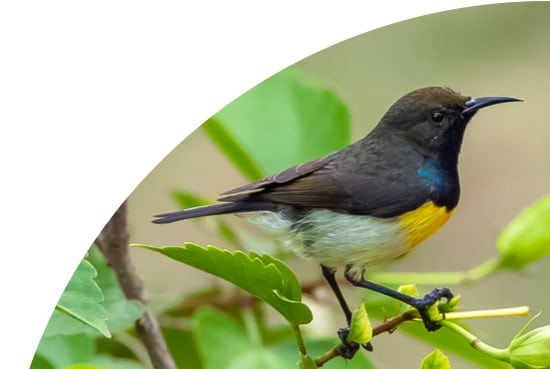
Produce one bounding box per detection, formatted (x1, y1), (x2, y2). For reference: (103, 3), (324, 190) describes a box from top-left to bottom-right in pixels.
(213, 67), (350, 176)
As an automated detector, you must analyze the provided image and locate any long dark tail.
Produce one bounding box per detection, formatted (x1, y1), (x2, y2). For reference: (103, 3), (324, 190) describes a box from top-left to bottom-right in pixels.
(152, 201), (275, 224)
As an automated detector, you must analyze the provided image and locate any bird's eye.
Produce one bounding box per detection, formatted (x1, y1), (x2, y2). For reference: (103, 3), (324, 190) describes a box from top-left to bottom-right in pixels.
(430, 111), (445, 124)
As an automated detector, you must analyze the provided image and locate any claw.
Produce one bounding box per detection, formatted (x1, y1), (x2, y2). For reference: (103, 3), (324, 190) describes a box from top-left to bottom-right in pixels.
(411, 287), (454, 331)
(336, 327), (372, 359)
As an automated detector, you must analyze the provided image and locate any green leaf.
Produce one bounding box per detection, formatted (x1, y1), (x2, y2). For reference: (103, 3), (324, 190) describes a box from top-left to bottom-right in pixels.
(203, 116), (264, 180)
(135, 243), (312, 325)
(45, 259), (110, 338)
(88, 247), (145, 333)
(214, 67), (350, 176)
(163, 327), (203, 369)
(192, 307), (290, 369)
(43, 310), (101, 338)
(30, 355), (55, 369)
(496, 195), (550, 269)
(421, 349), (451, 369)
(67, 356), (146, 369)
(43, 250), (143, 339)
(35, 334), (95, 369)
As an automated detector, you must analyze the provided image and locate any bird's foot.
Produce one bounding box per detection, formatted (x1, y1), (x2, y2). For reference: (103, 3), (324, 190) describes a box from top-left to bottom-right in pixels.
(410, 287), (454, 331)
(335, 327), (373, 359)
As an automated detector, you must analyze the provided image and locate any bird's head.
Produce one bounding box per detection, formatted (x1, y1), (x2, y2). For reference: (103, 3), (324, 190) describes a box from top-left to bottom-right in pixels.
(379, 86), (521, 163)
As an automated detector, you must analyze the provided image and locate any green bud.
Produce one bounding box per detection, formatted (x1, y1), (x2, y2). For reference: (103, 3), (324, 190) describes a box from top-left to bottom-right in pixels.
(497, 196), (550, 269)
(509, 314), (550, 369)
(348, 302), (372, 345)
(398, 284), (420, 298)
(438, 295), (461, 314)
(298, 354), (318, 369)
(420, 349), (451, 369)
(426, 302), (441, 323)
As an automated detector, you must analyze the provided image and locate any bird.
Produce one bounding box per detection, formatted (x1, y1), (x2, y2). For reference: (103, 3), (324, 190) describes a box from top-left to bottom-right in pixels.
(153, 86), (521, 356)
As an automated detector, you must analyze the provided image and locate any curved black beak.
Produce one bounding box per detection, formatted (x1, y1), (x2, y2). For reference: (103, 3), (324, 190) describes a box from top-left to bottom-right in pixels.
(462, 96), (523, 115)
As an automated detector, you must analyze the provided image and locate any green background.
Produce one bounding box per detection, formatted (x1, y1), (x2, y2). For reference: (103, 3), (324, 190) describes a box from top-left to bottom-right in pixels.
(129, 3), (550, 368)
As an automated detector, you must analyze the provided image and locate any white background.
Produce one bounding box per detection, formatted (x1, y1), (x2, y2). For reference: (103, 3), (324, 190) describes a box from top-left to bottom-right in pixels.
(0, 1), (514, 367)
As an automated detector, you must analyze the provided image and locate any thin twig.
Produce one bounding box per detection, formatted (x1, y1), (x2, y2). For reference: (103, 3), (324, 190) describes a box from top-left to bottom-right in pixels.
(96, 201), (177, 369)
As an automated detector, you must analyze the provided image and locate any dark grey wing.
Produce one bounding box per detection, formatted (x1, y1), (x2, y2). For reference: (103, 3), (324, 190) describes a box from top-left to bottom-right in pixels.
(219, 151), (340, 198)
(220, 140), (434, 218)
(153, 152), (343, 224)
(219, 149), (370, 211)
(155, 137), (435, 224)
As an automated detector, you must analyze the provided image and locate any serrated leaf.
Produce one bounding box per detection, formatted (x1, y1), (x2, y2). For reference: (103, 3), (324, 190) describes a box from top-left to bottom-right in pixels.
(43, 310), (101, 338)
(214, 67), (350, 176)
(135, 243), (312, 325)
(421, 349), (451, 369)
(45, 259), (110, 338)
(43, 249), (143, 339)
(88, 247), (144, 332)
(248, 251), (302, 301)
(193, 307), (290, 369)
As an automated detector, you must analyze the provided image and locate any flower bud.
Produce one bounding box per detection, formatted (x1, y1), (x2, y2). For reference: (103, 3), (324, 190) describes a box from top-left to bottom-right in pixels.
(508, 314), (550, 369)
(497, 196), (550, 269)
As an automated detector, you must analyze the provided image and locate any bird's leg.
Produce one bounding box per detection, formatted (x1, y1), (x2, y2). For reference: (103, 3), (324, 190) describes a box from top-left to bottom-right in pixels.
(320, 265), (373, 359)
(321, 265), (353, 323)
(344, 266), (453, 331)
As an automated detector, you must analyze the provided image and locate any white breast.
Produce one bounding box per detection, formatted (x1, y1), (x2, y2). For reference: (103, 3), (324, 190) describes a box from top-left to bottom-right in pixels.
(245, 209), (408, 276)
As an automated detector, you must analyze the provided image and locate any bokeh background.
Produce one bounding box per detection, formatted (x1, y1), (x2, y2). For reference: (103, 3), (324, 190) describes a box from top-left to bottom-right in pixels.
(128, 3), (550, 368)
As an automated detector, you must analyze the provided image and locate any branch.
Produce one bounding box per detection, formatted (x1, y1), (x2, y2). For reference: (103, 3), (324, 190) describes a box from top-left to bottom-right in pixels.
(315, 311), (417, 367)
(314, 305), (530, 367)
(96, 201), (177, 369)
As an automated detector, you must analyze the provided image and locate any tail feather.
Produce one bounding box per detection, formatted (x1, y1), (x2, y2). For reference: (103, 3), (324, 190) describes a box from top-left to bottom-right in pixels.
(152, 201), (275, 224)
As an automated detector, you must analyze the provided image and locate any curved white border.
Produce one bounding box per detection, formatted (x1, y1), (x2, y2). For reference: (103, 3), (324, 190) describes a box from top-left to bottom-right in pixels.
(0, 1), (513, 367)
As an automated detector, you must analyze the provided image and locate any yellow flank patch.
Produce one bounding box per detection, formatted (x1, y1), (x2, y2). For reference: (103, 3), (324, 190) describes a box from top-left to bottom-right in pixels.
(399, 201), (455, 249)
